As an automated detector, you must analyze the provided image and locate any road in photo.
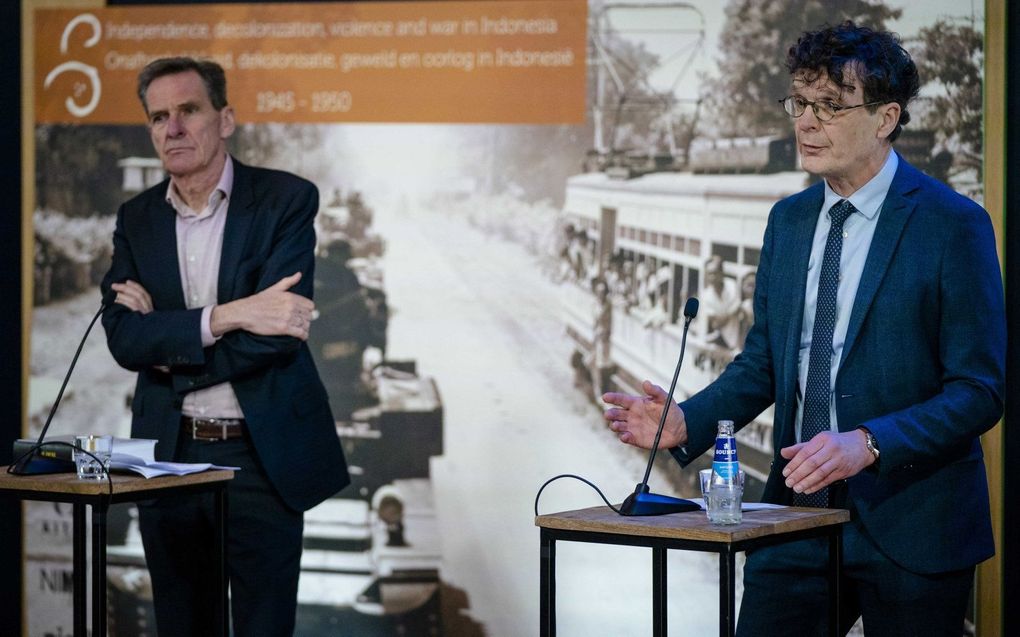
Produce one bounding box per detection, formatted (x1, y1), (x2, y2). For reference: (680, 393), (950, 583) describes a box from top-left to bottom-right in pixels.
(376, 200), (729, 637)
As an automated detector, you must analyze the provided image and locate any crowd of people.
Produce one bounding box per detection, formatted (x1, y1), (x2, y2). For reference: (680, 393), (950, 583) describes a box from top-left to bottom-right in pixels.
(555, 222), (756, 350)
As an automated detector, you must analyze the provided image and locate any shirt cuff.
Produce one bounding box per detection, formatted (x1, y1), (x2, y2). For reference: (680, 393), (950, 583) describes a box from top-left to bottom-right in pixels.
(669, 445), (693, 467)
(200, 305), (219, 347)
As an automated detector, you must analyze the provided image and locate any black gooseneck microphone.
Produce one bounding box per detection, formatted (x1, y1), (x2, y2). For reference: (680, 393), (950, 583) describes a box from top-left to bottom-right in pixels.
(8, 289), (117, 475)
(618, 297), (701, 516)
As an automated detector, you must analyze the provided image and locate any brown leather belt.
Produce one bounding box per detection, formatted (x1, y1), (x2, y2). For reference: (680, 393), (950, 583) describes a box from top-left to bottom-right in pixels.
(181, 416), (246, 441)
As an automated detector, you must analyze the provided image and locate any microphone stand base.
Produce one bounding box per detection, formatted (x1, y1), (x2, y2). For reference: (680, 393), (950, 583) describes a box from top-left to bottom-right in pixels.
(618, 490), (701, 516)
(7, 453), (76, 476)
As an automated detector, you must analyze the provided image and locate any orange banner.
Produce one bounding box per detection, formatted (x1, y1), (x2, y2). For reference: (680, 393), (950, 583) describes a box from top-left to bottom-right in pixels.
(35, 1), (587, 124)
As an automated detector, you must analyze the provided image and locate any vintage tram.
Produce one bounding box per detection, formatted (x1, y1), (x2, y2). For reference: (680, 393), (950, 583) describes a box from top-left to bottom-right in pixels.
(559, 162), (811, 489)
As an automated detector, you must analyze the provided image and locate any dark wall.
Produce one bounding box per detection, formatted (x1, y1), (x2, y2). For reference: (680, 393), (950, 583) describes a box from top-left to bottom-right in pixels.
(0, 2), (22, 634)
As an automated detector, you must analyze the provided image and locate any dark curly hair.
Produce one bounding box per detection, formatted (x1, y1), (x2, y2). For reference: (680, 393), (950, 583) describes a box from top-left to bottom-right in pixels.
(787, 21), (919, 142)
(137, 57), (228, 115)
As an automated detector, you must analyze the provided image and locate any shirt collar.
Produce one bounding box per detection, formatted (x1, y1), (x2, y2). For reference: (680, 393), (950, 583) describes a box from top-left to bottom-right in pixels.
(165, 154), (234, 218)
(822, 149), (898, 221)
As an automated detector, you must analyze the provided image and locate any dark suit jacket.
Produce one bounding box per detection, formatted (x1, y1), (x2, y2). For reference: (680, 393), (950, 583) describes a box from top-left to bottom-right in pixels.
(671, 156), (1004, 574)
(101, 159), (349, 512)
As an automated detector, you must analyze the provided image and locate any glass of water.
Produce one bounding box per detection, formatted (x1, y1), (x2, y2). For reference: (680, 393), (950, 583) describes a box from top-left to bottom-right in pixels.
(706, 469), (745, 525)
(73, 435), (112, 481)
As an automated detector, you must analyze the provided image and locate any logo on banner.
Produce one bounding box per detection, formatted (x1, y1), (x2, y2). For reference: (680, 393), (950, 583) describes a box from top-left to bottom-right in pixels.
(43, 13), (102, 118)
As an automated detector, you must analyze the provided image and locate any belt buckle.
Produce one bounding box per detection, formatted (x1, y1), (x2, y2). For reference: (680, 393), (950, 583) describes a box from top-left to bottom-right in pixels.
(191, 417), (228, 441)
(205, 417), (227, 441)
(188, 416), (240, 440)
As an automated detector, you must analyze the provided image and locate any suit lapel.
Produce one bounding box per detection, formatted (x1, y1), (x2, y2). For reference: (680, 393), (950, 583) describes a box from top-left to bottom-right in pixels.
(146, 193), (188, 308)
(218, 159), (257, 303)
(839, 160), (920, 368)
(776, 185), (823, 445)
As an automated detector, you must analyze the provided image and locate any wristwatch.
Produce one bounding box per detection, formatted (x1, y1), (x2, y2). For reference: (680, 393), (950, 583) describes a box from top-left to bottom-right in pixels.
(860, 427), (880, 465)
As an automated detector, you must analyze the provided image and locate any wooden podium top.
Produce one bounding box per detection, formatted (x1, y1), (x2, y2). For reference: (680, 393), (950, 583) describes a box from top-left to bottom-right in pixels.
(0, 466), (234, 497)
(536, 505), (849, 544)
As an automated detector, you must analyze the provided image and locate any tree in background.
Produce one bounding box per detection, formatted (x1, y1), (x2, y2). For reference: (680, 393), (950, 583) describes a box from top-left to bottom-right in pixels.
(33, 125), (153, 305)
(588, 0), (706, 159)
(34, 125), (152, 218)
(231, 123), (330, 185)
(591, 25), (673, 153)
(912, 18), (983, 181)
(707, 0), (899, 138)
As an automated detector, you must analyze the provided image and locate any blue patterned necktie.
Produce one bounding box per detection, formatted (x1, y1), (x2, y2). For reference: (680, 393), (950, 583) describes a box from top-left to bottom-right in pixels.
(794, 199), (856, 508)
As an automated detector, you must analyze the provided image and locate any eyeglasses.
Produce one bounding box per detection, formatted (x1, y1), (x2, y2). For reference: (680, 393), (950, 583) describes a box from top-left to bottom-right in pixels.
(778, 95), (886, 122)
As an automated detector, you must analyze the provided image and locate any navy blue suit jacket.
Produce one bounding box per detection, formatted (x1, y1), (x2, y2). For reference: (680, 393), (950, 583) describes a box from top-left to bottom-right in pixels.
(672, 157), (1004, 574)
(101, 159), (349, 512)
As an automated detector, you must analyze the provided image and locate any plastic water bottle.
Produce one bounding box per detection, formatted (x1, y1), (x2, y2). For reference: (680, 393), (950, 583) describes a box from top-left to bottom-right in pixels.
(707, 420), (742, 524)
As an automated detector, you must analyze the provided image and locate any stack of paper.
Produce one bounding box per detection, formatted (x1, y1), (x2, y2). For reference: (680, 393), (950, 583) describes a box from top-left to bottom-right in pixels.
(109, 455), (239, 479)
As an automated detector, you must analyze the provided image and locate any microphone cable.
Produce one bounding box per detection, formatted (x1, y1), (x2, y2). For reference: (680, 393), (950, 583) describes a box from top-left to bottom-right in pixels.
(8, 292), (116, 497)
(534, 473), (621, 517)
(534, 297), (700, 519)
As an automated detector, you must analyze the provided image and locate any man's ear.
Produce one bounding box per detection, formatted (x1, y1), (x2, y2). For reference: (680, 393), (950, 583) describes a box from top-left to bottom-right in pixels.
(220, 105), (236, 139)
(876, 102), (901, 140)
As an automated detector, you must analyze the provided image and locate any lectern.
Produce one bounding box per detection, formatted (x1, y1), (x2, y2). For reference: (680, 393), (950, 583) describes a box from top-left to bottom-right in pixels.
(0, 468), (233, 637)
(536, 505), (849, 637)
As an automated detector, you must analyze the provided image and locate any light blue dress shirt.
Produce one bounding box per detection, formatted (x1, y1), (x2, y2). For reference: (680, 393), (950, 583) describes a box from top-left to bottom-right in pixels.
(794, 150), (899, 441)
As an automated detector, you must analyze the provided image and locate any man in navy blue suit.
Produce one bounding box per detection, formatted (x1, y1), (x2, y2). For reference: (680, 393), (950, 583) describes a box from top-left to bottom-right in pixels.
(101, 58), (349, 636)
(603, 22), (1004, 636)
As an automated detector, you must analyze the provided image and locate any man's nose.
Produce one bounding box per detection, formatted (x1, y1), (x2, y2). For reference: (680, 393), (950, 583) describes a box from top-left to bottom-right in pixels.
(796, 106), (821, 131)
(166, 113), (185, 137)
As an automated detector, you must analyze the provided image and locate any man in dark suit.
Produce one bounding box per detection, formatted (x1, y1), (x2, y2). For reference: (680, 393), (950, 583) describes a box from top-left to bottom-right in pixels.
(101, 57), (349, 636)
(603, 22), (1004, 636)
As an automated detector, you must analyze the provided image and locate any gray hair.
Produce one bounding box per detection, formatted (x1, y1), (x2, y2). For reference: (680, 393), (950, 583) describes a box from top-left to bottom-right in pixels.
(137, 57), (228, 113)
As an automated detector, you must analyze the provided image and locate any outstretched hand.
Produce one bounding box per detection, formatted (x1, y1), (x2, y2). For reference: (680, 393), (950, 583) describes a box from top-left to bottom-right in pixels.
(602, 380), (687, 450)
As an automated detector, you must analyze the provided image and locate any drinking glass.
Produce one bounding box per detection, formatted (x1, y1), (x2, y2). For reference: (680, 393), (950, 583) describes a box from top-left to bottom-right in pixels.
(73, 435), (112, 481)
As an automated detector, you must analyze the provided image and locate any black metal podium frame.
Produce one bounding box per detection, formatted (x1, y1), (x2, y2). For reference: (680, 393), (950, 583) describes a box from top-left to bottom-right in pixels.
(1, 468), (233, 637)
(537, 506), (849, 637)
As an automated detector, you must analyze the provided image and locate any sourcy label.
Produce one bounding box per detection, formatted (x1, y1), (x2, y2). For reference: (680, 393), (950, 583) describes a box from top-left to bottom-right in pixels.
(712, 436), (739, 479)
